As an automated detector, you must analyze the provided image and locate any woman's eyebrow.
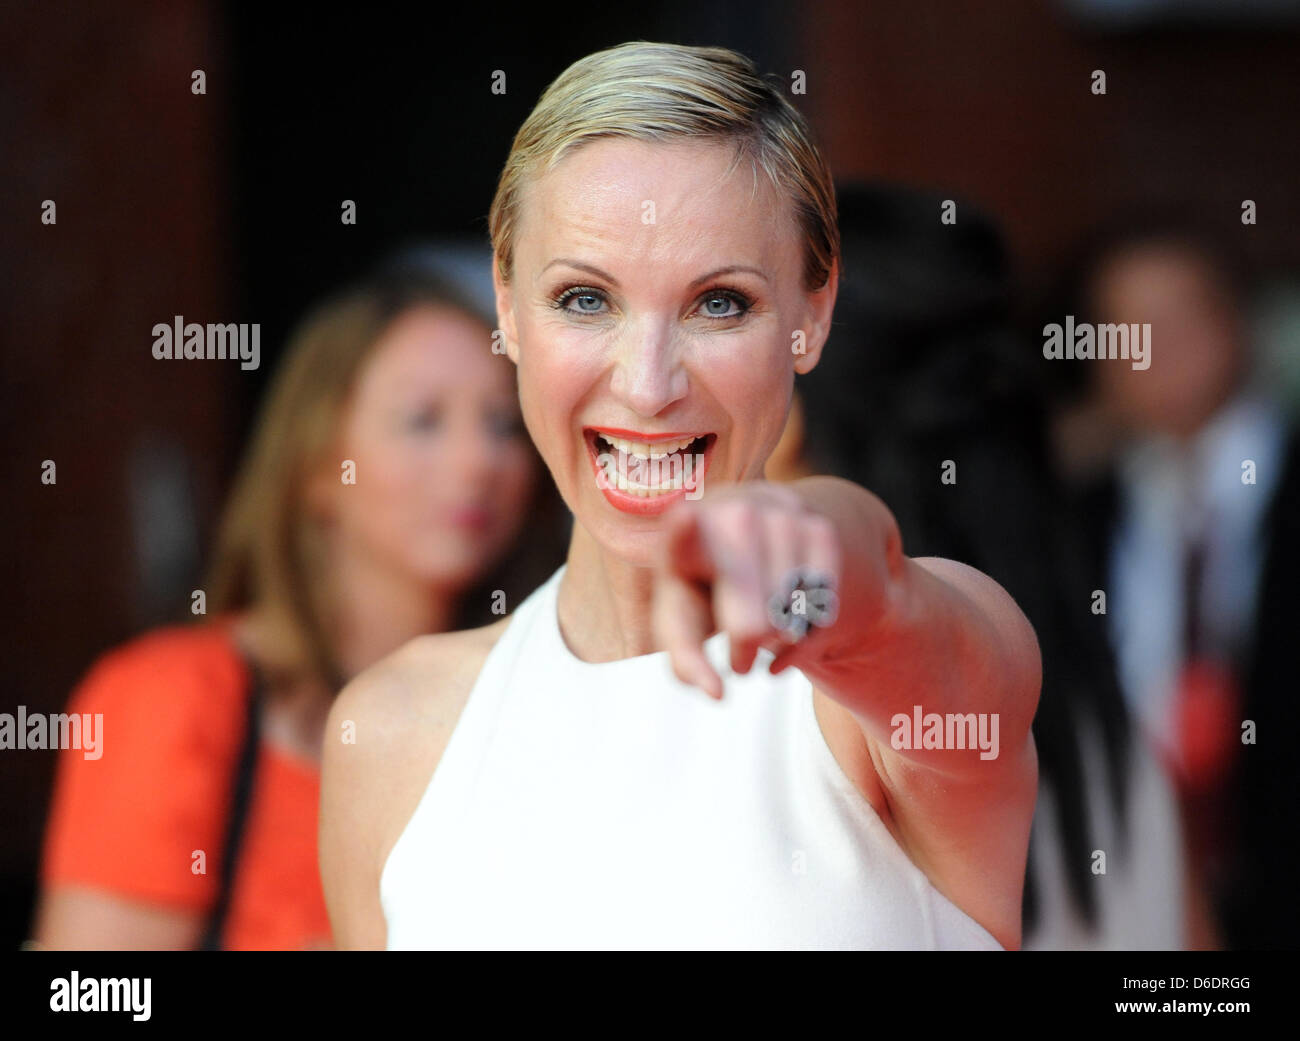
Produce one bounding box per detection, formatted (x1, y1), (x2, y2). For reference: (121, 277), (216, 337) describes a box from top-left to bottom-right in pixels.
(540, 260), (769, 288)
(541, 259), (617, 284)
(688, 265), (769, 288)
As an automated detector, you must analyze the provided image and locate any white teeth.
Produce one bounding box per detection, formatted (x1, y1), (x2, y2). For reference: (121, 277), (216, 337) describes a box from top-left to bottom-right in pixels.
(605, 460), (685, 494)
(592, 430), (708, 497)
(600, 433), (697, 459)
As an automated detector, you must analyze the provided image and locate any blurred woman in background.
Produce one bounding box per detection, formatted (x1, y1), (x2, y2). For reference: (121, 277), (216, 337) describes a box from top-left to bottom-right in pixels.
(31, 257), (565, 949)
(767, 182), (1190, 948)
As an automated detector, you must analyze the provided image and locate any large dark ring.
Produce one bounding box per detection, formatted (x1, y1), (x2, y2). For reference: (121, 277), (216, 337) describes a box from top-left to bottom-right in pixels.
(766, 567), (840, 644)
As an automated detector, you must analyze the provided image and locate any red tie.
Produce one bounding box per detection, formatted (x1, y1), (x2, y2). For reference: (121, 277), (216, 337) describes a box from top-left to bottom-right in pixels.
(1168, 522), (1240, 903)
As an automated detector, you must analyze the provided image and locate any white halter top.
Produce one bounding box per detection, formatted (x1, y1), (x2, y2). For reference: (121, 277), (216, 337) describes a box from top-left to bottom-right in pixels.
(380, 565), (1003, 950)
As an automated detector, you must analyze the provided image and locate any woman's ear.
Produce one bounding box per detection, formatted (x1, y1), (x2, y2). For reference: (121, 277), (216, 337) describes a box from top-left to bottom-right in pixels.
(793, 258), (839, 376)
(492, 256), (521, 365)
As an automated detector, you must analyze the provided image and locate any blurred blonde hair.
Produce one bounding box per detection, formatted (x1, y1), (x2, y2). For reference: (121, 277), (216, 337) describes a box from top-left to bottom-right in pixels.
(488, 40), (839, 292)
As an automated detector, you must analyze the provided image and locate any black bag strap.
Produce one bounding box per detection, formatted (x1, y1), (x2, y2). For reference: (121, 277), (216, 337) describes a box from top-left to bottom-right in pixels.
(198, 653), (265, 951)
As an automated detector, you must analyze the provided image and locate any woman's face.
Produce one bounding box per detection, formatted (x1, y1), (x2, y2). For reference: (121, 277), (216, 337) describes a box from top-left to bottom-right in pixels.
(495, 137), (836, 565)
(320, 304), (536, 589)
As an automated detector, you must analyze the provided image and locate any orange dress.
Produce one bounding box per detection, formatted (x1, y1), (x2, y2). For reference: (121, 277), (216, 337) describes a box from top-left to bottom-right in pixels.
(39, 621), (333, 950)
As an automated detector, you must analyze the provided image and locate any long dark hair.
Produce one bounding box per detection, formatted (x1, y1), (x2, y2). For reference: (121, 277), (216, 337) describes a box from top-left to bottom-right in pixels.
(796, 182), (1133, 934)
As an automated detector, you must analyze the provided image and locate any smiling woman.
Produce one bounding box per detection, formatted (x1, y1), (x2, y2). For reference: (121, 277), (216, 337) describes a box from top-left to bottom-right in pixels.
(319, 40), (1042, 951)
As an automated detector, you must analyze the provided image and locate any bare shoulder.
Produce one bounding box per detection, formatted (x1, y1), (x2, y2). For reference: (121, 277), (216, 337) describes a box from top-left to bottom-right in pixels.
(319, 617), (509, 949)
(332, 618), (509, 744)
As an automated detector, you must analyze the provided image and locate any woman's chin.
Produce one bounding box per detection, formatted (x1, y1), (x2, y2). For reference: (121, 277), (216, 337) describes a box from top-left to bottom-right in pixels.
(572, 504), (676, 569)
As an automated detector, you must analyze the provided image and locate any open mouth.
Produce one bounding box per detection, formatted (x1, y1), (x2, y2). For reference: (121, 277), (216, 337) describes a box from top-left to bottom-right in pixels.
(583, 428), (716, 510)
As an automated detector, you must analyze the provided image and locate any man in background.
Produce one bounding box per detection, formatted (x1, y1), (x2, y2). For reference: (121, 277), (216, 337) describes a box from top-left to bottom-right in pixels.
(1064, 216), (1300, 949)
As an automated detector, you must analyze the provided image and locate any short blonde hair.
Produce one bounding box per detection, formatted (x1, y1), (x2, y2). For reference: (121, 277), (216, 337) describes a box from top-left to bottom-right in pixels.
(489, 41), (839, 292)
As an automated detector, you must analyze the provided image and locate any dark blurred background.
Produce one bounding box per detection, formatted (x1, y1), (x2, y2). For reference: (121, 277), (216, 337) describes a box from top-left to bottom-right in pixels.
(3, 0), (1299, 949)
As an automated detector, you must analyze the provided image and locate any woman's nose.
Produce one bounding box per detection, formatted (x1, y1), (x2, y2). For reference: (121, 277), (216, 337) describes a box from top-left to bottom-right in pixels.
(608, 323), (688, 416)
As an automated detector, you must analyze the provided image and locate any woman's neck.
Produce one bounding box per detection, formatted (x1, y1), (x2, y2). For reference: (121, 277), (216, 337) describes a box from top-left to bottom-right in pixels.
(327, 546), (458, 681)
(556, 523), (671, 663)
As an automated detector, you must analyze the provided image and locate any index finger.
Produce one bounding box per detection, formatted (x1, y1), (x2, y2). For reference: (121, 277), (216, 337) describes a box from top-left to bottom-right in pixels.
(656, 505), (724, 699)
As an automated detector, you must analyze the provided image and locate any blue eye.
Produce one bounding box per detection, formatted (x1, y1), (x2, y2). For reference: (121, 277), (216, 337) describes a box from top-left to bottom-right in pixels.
(555, 287), (607, 315)
(697, 288), (752, 320)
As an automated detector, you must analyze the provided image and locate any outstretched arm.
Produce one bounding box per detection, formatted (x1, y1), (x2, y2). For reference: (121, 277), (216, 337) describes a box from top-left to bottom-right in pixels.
(653, 474), (1041, 947)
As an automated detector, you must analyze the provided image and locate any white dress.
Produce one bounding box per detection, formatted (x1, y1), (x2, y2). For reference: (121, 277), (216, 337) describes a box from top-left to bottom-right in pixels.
(380, 565), (1003, 950)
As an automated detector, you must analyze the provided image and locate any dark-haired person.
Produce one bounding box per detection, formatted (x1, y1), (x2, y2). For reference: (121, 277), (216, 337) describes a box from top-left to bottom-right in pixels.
(32, 260), (565, 949)
(1058, 215), (1300, 950)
